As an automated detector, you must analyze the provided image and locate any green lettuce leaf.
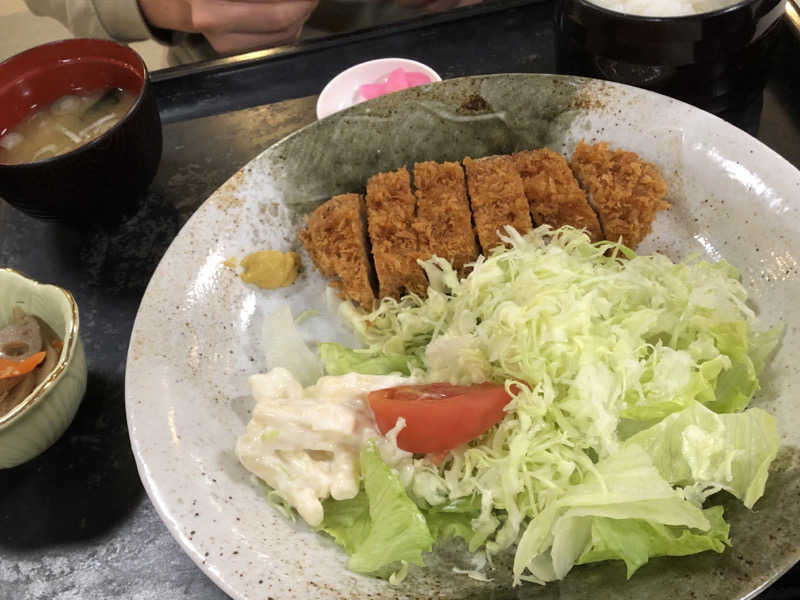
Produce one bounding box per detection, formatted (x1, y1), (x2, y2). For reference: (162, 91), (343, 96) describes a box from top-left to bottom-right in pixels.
(318, 342), (421, 376)
(423, 496), (481, 543)
(319, 490), (371, 555)
(577, 505), (730, 578)
(620, 344), (723, 421)
(749, 325), (784, 381)
(705, 320), (760, 413)
(319, 442), (434, 575)
(424, 510), (476, 543)
(624, 401), (778, 508)
(514, 444), (710, 583)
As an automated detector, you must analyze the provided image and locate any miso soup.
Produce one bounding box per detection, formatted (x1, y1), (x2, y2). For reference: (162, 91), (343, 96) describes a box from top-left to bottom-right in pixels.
(0, 87), (137, 165)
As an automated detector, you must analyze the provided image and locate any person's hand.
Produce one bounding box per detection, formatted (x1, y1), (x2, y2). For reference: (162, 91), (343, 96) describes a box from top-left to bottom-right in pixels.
(137, 0), (319, 54)
(392, 0), (481, 13)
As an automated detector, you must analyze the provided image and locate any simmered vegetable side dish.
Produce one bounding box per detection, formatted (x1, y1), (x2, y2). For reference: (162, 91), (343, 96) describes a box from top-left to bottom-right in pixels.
(0, 307), (62, 417)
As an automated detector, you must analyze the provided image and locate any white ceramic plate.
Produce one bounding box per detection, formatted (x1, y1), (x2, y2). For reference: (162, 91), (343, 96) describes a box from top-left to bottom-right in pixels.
(126, 74), (800, 600)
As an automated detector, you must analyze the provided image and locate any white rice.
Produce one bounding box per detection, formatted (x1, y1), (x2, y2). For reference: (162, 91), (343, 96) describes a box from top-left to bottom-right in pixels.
(588, 0), (741, 16)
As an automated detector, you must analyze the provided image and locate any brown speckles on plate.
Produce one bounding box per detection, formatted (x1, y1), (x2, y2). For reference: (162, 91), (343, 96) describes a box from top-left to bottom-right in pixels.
(212, 171), (246, 212)
(457, 93), (492, 114)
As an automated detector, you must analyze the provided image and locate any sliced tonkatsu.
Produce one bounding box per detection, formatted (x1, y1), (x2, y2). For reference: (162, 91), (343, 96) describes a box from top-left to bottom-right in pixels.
(570, 141), (669, 248)
(413, 161), (478, 276)
(511, 148), (603, 242)
(365, 167), (429, 299)
(297, 193), (376, 310)
(298, 144), (670, 308)
(463, 155), (533, 253)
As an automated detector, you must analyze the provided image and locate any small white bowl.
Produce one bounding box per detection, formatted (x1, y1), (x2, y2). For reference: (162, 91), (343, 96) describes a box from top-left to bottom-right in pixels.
(316, 58), (441, 120)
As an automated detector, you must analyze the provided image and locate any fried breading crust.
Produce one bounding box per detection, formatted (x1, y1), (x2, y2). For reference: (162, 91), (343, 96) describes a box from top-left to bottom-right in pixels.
(299, 145), (670, 307)
(365, 167), (429, 299)
(463, 155), (533, 253)
(512, 148), (603, 242)
(297, 193), (376, 310)
(413, 161), (478, 276)
(570, 141), (669, 248)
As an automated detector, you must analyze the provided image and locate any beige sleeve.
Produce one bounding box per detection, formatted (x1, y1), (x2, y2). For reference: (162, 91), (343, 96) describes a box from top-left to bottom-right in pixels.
(24, 0), (157, 43)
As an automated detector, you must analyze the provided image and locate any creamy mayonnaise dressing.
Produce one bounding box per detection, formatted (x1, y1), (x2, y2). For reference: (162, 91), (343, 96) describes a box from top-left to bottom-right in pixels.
(235, 367), (413, 527)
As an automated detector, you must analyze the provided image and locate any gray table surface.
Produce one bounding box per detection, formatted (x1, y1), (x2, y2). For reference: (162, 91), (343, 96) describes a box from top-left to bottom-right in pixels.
(0, 97), (317, 600)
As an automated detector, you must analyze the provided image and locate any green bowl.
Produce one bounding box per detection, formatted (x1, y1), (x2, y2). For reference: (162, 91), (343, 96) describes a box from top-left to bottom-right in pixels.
(0, 268), (87, 468)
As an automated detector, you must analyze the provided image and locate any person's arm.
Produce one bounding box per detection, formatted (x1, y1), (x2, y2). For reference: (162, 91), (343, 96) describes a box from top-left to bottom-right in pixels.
(25, 0), (319, 55)
(136, 0), (318, 54)
(24, 0), (155, 43)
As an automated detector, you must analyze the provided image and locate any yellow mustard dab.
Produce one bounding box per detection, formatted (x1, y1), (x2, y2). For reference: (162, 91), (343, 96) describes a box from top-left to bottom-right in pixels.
(239, 250), (301, 289)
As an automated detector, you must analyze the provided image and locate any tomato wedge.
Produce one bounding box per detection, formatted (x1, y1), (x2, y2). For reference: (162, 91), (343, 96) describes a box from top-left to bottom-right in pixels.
(368, 382), (513, 454)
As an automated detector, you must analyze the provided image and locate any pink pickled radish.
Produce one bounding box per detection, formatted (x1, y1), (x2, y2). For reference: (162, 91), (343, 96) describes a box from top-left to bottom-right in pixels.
(384, 68), (409, 93)
(358, 68), (435, 101)
(359, 83), (386, 100)
(405, 72), (432, 86)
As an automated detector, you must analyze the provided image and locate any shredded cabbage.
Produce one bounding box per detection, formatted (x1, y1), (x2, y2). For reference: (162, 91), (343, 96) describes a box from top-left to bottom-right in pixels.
(318, 225), (781, 583)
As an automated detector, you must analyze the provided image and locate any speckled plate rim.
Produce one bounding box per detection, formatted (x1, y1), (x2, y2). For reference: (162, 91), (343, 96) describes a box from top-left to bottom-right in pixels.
(125, 73), (800, 600)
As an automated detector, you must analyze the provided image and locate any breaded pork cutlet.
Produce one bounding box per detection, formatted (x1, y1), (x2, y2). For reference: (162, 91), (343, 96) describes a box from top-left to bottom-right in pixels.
(297, 193), (376, 310)
(463, 155), (533, 253)
(365, 167), (429, 299)
(512, 148), (603, 242)
(413, 161), (478, 276)
(570, 141), (669, 248)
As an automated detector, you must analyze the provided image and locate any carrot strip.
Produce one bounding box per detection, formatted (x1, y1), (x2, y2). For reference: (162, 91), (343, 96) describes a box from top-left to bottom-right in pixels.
(0, 351), (46, 379)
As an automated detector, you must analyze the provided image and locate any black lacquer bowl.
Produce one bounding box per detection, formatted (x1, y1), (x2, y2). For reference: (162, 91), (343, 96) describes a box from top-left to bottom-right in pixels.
(554, 0), (786, 132)
(0, 39), (162, 225)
